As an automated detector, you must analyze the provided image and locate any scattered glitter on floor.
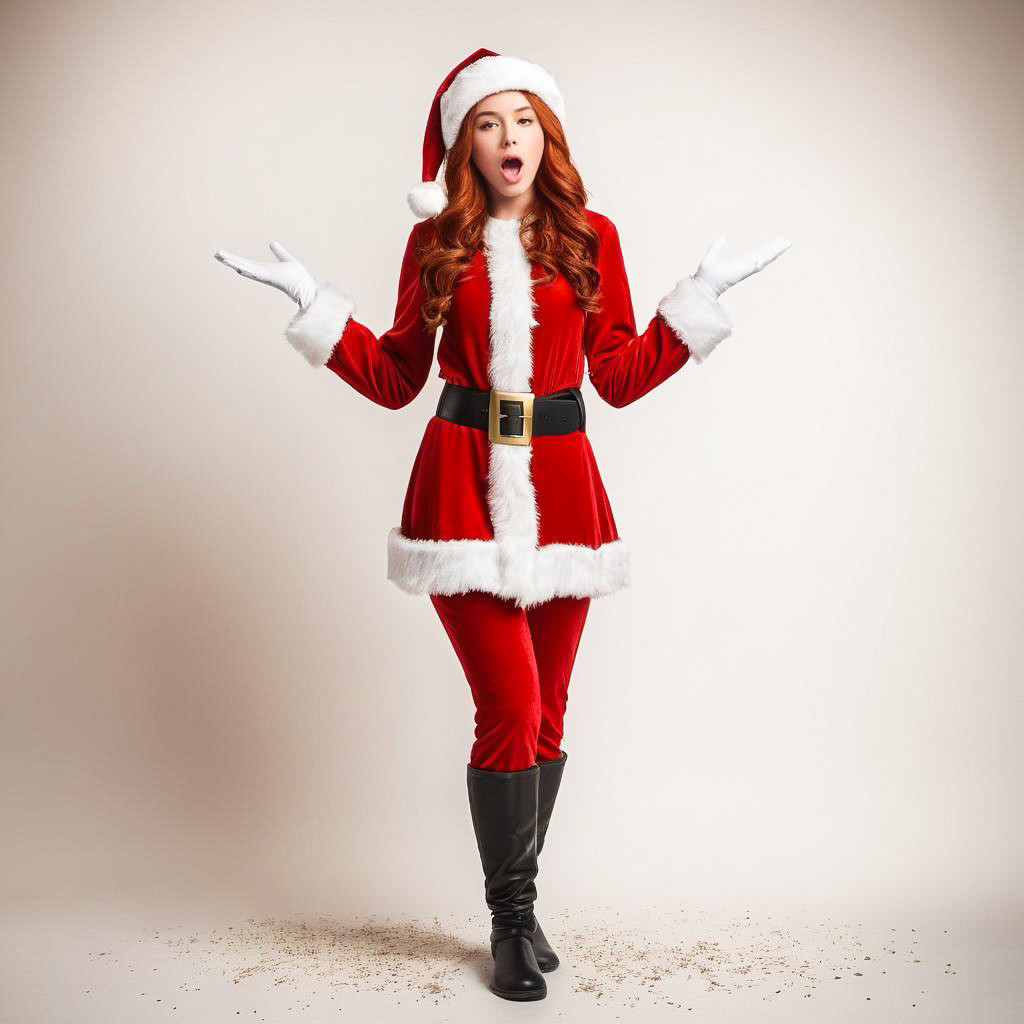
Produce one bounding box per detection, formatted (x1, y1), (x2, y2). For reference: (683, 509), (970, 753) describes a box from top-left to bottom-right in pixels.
(83, 905), (960, 1012)
(152, 914), (481, 1003)
(546, 905), (866, 1005)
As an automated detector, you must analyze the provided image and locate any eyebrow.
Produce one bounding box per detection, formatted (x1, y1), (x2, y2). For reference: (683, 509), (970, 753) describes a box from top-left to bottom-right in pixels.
(475, 105), (534, 118)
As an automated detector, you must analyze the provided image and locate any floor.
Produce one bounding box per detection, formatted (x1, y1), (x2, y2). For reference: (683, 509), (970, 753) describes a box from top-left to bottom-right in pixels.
(1, 892), (1019, 1023)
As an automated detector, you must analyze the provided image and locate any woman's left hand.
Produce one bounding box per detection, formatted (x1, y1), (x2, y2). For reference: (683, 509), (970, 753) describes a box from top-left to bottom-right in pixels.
(693, 235), (792, 301)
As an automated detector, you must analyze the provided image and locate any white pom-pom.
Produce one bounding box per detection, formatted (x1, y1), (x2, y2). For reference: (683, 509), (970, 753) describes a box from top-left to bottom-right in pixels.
(407, 180), (448, 219)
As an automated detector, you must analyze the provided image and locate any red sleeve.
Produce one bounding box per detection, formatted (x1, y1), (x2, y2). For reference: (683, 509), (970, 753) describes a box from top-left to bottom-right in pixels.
(583, 217), (733, 408)
(284, 223), (437, 410)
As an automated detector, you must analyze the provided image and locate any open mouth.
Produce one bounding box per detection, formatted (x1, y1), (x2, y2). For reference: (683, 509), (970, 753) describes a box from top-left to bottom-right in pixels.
(499, 156), (523, 183)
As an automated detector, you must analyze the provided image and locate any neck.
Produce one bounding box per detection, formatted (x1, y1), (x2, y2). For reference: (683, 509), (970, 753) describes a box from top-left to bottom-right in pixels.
(487, 187), (536, 222)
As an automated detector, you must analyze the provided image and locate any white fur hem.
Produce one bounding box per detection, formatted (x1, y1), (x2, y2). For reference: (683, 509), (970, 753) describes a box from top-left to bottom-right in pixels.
(386, 528), (631, 608)
(656, 275), (733, 364)
(284, 283), (356, 367)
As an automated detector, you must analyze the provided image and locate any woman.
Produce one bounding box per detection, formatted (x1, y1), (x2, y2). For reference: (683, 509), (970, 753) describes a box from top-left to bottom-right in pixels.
(215, 47), (789, 1002)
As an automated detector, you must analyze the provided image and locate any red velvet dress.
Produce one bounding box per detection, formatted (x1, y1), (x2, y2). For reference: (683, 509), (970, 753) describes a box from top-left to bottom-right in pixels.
(284, 209), (733, 609)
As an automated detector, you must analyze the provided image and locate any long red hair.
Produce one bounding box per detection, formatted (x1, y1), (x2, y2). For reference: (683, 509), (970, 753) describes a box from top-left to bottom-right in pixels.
(414, 91), (602, 333)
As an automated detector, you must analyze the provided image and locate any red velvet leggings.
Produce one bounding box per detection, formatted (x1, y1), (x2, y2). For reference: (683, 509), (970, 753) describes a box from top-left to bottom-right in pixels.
(429, 590), (591, 772)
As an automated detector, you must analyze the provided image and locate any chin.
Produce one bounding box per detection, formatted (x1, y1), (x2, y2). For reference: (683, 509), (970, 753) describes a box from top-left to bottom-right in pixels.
(497, 178), (535, 197)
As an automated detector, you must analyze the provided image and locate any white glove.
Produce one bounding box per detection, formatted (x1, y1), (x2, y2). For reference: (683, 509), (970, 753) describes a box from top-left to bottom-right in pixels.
(214, 241), (320, 310)
(692, 235), (792, 302)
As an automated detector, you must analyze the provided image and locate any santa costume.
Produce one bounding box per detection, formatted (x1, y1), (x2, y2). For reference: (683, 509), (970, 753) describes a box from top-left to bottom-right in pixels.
(282, 48), (735, 1001)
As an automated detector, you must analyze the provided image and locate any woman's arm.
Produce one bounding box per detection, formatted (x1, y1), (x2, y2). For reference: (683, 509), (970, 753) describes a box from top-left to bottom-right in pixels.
(583, 217), (734, 409)
(284, 222), (438, 410)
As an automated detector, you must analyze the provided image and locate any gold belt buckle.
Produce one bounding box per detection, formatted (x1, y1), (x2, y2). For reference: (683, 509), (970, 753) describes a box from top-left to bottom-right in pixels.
(488, 389), (535, 445)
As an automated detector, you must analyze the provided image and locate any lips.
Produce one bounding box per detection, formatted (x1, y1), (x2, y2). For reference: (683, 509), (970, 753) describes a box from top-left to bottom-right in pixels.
(500, 156), (523, 183)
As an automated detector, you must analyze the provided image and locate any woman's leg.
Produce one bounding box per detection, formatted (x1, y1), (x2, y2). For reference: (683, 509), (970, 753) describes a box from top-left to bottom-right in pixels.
(430, 589), (548, 999)
(518, 595), (590, 974)
(525, 596), (591, 765)
(429, 590), (542, 773)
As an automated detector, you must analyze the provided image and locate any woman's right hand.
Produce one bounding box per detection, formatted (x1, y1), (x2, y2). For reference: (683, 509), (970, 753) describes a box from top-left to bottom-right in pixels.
(214, 241), (320, 310)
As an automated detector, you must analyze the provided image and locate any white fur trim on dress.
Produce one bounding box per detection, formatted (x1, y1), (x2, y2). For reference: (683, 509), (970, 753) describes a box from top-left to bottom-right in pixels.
(482, 216), (542, 603)
(284, 282), (356, 368)
(386, 528), (631, 608)
(656, 275), (733, 364)
(440, 55), (566, 150)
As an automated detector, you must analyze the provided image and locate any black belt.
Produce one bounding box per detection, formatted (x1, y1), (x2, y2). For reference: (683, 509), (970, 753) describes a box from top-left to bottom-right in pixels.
(435, 381), (586, 445)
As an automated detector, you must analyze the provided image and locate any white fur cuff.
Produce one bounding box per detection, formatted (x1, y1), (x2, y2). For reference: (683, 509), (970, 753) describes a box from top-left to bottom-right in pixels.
(284, 283), (356, 368)
(656, 275), (733, 364)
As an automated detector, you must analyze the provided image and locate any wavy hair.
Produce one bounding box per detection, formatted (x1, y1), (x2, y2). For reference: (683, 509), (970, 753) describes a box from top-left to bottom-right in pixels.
(415, 91), (602, 333)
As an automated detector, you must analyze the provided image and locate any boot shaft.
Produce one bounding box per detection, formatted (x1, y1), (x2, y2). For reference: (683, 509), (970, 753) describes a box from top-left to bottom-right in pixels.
(466, 763), (540, 927)
(536, 750), (568, 857)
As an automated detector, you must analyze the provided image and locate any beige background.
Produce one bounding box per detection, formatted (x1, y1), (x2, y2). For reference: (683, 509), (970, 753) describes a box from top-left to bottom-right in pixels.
(2, 0), (1021, 967)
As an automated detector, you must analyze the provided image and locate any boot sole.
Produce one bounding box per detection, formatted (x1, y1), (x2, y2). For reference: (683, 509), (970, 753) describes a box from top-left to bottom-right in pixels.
(489, 983), (547, 1000)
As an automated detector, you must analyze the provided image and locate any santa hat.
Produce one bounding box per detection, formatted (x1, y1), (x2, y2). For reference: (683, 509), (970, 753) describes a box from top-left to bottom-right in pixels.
(406, 48), (567, 219)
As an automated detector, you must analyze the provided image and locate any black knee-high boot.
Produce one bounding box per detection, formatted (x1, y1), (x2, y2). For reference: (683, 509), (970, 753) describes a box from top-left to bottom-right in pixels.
(532, 749), (568, 973)
(466, 762), (546, 1001)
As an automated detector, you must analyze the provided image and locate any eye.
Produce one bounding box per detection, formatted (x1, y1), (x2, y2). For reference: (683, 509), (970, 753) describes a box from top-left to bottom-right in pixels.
(478, 117), (534, 130)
